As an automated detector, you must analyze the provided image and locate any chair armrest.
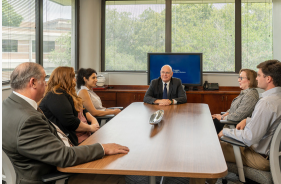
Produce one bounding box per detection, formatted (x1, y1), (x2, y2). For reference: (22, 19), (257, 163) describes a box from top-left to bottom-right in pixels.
(42, 172), (73, 183)
(220, 119), (240, 125)
(107, 107), (124, 110)
(95, 114), (115, 120)
(221, 112), (226, 115)
(220, 136), (246, 147)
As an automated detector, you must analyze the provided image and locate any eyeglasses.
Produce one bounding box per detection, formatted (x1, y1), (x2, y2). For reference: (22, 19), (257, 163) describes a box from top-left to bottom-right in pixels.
(238, 77), (247, 80)
(161, 71), (171, 75)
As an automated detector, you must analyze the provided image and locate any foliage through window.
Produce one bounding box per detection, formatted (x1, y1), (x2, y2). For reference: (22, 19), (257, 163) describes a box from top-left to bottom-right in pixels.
(103, 0), (273, 72)
(172, 2), (235, 72)
(105, 1), (165, 71)
(242, 1), (273, 70)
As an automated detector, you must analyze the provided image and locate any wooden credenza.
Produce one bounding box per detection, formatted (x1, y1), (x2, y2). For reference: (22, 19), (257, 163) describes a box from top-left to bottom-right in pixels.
(94, 85), (240, 114)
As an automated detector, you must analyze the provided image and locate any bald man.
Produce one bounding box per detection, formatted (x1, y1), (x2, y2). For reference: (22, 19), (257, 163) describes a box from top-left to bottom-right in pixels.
(144, 65), (187, 105)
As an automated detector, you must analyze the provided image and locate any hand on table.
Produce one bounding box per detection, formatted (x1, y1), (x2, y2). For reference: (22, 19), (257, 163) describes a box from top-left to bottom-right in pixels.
(102, 143), (129, 155)
(236, 119), (247, 130)
(212, 114), (222, 120)
(155, 99), (171, 106)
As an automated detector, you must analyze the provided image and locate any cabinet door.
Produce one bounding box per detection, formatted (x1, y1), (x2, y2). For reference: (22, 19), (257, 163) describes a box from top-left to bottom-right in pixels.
(224, 94), (238, 111)
(186, 94), (202, 103)
(136, 93), (145, 102)
(203, 94), (225, 114)
(116, 93), (136, 108)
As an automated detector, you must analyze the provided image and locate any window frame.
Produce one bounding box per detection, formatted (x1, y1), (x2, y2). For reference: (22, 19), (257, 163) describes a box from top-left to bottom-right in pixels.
(101, 0), (271, 74)
(2, 0), (79, 84)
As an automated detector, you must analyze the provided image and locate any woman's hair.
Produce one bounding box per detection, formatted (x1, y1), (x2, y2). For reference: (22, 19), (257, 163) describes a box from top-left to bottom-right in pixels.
(76, 68), (97, 89)
(239, 69), (258, 88)
(43, 67), (83, 112)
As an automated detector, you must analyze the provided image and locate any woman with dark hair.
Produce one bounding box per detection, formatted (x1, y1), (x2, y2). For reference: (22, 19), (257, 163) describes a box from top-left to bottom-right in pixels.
(212, 69), (259, 133)
(39, 67), (100, 146)
(76, 68), (121, 117)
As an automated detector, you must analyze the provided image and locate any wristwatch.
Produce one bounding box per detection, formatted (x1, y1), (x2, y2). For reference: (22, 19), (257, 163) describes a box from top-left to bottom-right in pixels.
(221, 116), (224, 120)
(170, 99), (173, 105)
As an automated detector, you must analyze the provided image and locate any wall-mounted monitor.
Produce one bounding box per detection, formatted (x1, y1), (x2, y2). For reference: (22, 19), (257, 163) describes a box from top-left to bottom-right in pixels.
(147, 53), (203, 88)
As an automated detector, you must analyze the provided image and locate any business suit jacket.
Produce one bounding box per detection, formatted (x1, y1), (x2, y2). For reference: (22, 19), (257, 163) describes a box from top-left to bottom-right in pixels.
(2, 93), (104, 184)
(143, 77), (187, 104)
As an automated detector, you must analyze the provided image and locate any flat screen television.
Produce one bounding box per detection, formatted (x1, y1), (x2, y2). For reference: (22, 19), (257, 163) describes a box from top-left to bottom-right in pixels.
(147, 53), (203, 89)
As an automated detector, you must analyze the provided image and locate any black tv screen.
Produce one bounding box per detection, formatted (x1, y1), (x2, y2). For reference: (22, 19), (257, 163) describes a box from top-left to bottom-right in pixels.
(147, 53), (203, 86)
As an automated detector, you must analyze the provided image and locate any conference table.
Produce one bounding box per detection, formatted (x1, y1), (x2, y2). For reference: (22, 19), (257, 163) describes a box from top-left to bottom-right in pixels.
(58, 102), (227, 183)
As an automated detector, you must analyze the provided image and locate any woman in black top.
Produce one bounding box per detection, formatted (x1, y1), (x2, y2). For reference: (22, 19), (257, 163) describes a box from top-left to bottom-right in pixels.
(39, 67), (99, 146)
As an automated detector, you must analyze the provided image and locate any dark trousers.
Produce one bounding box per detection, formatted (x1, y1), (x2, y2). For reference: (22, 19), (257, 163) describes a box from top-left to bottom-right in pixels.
(213, 118), (225, 134)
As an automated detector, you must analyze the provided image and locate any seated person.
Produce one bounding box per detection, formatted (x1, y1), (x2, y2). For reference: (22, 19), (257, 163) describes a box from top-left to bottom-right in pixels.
(76, 68), (121, 117)
(206, 60), (281, 184)
(143, 65), (187, 105)
(212, 69), (259, 133)
(2, 62), (129, 184)
(39, 67), (100, 146)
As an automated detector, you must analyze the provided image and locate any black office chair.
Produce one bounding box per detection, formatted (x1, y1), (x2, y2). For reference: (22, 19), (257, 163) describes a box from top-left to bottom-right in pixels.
(96, 107), (123, 127)
(220, 120), (281, 184)
(2, 150), (73, 184)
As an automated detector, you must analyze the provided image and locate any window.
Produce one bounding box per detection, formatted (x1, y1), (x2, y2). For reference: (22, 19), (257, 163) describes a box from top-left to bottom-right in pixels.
(2, 0), (36, 82)
(102, 0), (273, 73)
(2, 0), (78, 83)
(242, 0), (273, 70)
(43, 0), (76, 75)
(32, 40), (55, 53)
(104, 0), (165, 71)
(172, 1), (235, 72)
(2, 40), (18, 52)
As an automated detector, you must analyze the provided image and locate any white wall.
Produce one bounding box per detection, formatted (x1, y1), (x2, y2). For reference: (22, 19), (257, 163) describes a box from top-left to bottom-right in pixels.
(273, 0), (281, 61)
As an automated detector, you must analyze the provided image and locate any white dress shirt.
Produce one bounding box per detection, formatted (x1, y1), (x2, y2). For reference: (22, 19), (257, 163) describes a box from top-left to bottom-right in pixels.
(162, 81), (177, 104)
(223, 87), (281, 155)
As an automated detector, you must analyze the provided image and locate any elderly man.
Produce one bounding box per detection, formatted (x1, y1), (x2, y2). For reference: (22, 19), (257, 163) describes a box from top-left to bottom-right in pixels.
(2, 62), (129, 184)
(143, 65), (187, 105)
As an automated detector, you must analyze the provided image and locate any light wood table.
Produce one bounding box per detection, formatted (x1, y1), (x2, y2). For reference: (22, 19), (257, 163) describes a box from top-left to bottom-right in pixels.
(58, 102), (227, 183)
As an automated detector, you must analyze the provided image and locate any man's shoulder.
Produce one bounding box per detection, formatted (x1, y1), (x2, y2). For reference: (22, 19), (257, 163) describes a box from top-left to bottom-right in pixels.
(171, 77), (182, 85)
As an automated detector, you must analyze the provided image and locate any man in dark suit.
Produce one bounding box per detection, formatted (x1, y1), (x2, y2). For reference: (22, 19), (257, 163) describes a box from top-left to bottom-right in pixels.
(144, 65), (187, 105)
(2, 62), (129, 184)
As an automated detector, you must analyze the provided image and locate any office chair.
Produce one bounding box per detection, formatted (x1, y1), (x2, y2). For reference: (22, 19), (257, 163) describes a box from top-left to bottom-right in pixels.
(96, 107), (123, 127)
(2, 150), (72, 184)
(220, 121), (281, 184)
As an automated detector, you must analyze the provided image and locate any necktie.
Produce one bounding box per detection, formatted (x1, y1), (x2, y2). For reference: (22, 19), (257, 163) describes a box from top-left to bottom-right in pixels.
(163, 83), (167, 99)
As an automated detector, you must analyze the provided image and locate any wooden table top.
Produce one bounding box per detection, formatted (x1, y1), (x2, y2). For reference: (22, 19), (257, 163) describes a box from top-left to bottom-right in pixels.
(58, 102), (227, 178)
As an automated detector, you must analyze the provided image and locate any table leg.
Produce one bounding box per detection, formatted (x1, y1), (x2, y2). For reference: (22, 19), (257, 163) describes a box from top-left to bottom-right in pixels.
(189, 178), (205, 184)
(149, 176), (156, 184)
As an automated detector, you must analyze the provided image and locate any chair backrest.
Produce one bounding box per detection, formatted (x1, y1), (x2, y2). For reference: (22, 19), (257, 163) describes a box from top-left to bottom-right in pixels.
(269, 120), (281, 184)
(2, 150), (16, 184)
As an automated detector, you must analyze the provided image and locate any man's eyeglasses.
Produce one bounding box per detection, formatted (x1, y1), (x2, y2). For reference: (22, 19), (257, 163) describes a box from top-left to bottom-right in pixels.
(238, 77), (247, 80)
(161, 71), (171, 75)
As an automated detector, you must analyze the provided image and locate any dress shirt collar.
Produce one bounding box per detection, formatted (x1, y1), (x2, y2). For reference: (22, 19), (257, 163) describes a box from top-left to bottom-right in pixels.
(262, 87), (281, 98)
(162, 80), (170, 86)
(13, 91), (37, 110)
(162, 80), (170, 91)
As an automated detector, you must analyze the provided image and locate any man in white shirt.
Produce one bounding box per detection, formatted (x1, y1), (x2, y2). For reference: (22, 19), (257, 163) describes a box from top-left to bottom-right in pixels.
(218, 60), (281, 172)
